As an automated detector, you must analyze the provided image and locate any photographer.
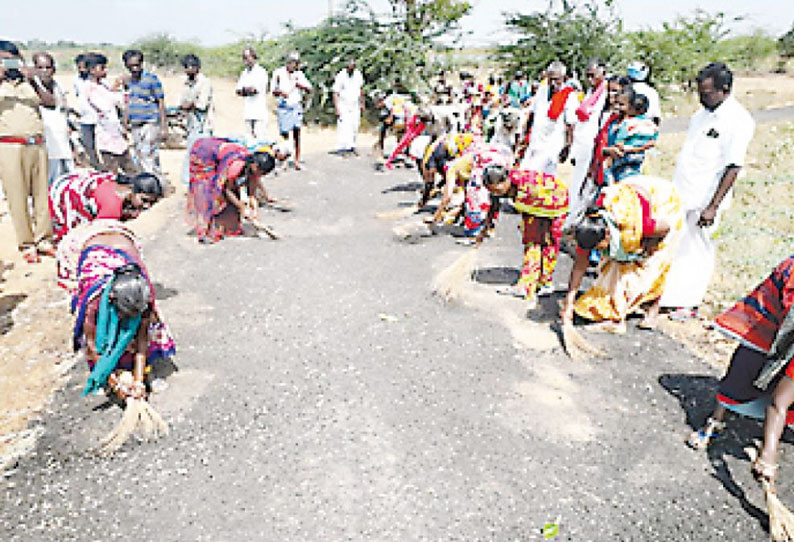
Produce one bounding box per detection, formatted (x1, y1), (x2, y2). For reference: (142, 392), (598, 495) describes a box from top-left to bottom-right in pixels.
(0, 40), (56, 263)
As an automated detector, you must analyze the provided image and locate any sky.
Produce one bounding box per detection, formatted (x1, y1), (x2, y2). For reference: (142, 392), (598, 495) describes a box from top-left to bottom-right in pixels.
(2, 0), (792, 47)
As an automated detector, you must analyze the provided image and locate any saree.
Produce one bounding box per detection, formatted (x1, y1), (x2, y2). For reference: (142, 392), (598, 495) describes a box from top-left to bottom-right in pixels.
(712, 256), (794, 423)
(574, 176), (683, 322)
(49, 170), (118, 242)
(67, 225), (176, 386)
(186, 137), (250, 241)
(462, 143), (513, 236)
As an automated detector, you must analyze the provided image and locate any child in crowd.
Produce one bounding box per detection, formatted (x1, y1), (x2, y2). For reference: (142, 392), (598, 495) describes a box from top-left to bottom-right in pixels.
(602, 87), (659, 183)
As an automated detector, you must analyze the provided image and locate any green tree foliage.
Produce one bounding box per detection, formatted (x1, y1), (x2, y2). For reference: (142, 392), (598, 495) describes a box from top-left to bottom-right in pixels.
(496, 1), (623, 80)
(779, 23), (794, 58)
(264, 2), (440, 123)
(387, 0), (471, 40)
(626, 10), (733, 89)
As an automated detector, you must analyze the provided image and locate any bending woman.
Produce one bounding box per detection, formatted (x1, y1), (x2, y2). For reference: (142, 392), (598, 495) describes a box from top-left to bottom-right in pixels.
(688, 255), (794, 490)
(58, 220), (176, 399)
(186, 137), (277, 243)
(49, 170), (163, 242)
(561, 176), (683, 332)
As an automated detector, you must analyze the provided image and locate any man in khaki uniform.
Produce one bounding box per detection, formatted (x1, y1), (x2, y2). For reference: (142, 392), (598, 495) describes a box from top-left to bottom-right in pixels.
(0, 40), (55, 263)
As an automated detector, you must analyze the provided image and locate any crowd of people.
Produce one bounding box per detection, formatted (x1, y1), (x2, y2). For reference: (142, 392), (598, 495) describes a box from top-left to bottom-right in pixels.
(2, 35), (793, 529)
(373, 58), (794, 504)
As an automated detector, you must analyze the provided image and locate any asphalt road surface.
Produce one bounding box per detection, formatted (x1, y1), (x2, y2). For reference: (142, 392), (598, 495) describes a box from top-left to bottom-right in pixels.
(1, 153), (790, 541)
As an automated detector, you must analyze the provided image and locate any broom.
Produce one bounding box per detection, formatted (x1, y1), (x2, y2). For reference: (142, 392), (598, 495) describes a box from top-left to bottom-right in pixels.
(245, 217), (280, 240)
(376, 205), (419, 220)
(562, 321), (607, 361)
(432, 248), (479, 302)
(97, 397), (169, 456)
(746, 446), (794, 541)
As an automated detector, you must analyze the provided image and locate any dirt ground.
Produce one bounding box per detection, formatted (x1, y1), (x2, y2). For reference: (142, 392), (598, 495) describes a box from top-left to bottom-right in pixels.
(0, 71), (790, 470)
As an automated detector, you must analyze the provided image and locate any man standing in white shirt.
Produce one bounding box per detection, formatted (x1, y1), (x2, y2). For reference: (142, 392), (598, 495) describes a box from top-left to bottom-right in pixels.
(566, 58), (607, 228)
(332, 59), (364, 156)
(660, 62), (755, 318)
(73, 53), (100, 168)
(33, 52), (74, 184)
(235, 47), (269, 142)
(519, 61), (577, 176)
(271, 52), (312, 170)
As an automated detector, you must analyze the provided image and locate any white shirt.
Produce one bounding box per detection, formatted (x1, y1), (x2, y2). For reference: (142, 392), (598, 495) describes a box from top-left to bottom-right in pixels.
(632, 82), (661, 121)
(236, 64), (269, 120)
(673, 95), (754, 211)
(73, 75), (97, 125)
(528, 82), (578, 156)
(39, 81), (72, 159)
(332, 68), (363, 109)
(270, 66), (312, 107)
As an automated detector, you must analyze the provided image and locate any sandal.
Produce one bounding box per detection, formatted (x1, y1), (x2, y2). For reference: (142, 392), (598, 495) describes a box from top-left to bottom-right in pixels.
(686, 417), (726, 450)
(37, 243), (56, 258)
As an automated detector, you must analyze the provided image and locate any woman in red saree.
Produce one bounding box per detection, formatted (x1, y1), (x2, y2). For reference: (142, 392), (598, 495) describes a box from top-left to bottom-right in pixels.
(688, 255), (794, 489)
(186, 137), (276, 243)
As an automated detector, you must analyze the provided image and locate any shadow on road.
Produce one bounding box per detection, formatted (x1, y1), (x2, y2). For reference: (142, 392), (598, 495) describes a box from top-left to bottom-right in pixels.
(473, 266), (519, 285)
(660, 373), (771, 534)
(382, 181), (422, 194)
(153, 282), (179, 300)
(0, 293), (26, 335)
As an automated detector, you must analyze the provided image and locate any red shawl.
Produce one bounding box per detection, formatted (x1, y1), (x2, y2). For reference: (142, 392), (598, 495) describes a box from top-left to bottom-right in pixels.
(547, 87), (575, 121)
(588, 112), (620, 187)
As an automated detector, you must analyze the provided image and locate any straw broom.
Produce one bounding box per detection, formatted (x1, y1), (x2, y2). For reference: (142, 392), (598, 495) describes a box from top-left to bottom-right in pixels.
(376, 205), (419, 220)
(97, 398), (169, 456)
(562, 322), (607, 361)
(432, 248), (479, 302)
(746, 446), (794, 541)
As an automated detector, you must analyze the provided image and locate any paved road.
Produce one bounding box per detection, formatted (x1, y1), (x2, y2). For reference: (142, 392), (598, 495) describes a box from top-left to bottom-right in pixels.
(661, 104), (794, 134)
(1, 154), (789, 541)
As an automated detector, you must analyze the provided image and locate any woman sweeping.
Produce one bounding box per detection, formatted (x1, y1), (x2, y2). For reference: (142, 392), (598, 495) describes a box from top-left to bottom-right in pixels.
(688, 256), (794, 540)
(560, 176), (683, 333)
(186, 137), (278, 244)
(49, 170), (163, 243)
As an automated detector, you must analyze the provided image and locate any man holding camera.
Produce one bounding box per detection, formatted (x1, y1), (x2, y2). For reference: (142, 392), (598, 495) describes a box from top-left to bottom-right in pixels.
(0, 40), (55, 263)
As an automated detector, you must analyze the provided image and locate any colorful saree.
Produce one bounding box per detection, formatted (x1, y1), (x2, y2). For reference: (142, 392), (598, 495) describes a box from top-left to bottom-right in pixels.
(49, 170), (119, 242)
(186, 137), (250, 241)
(574, 176), (683, 322)
(712, 256), (794, 423)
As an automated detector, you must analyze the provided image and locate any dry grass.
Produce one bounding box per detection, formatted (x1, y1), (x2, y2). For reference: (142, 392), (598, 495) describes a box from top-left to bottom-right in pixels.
(646, 119), (794, 317)
(662, 73), (794, 119)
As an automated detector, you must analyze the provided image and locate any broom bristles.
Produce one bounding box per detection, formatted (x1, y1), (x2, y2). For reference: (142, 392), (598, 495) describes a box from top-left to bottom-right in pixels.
(376, 206), (418, 220)
(246, 218), (279, 239)
(562, 322), (606, 361)
(97, 398), (169, 456)
(765, 481), (794, 542)
(745, 446), (794, 542)
(432, 249), (478, 302)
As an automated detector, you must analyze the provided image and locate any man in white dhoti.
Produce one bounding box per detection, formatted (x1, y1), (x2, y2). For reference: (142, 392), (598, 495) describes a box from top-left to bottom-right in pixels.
(660, 62), (755, 317)
(235, 47), (270, 142)
(566, 58), (607, 228)
(332, 59), (364, 156)
(519, 61), (578, 176)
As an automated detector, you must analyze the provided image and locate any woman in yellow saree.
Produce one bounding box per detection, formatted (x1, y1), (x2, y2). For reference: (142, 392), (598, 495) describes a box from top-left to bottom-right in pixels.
(561, 176), (683, 333)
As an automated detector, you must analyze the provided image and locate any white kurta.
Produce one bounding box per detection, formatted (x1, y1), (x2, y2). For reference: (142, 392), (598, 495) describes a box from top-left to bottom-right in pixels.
(519, 82), (578, 175)
(332, 68), (363, 150)
(236, 64), (269, 122)
(566, 83), (607, 227)
(659, 95), (755, 308)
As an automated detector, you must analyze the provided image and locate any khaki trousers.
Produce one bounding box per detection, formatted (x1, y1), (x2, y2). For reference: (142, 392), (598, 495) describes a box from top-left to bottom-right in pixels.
(0, 143), (52, 250)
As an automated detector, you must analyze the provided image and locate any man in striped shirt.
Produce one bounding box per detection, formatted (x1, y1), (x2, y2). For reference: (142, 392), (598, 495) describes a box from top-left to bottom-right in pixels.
(117, 49), (166, 185)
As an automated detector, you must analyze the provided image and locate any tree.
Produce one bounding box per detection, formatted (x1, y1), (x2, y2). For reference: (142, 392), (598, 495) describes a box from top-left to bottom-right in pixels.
(496, 1), (623, 80)
(387, 0), (472, 41)
(626, 10), (734, 89)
